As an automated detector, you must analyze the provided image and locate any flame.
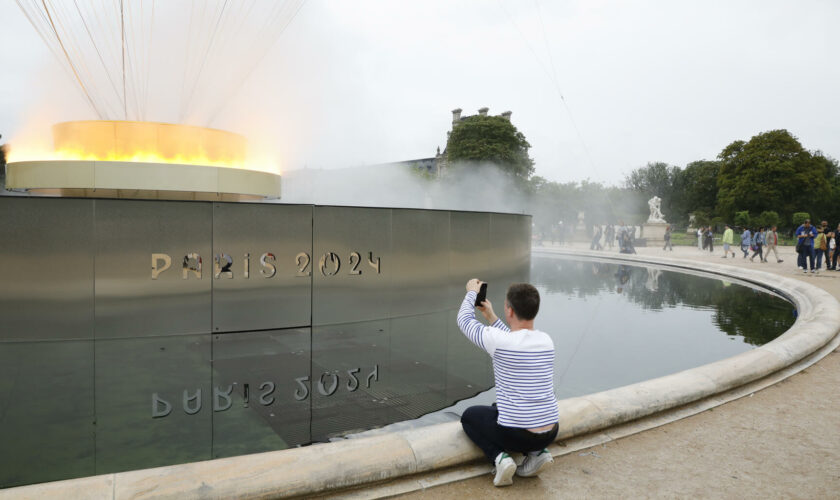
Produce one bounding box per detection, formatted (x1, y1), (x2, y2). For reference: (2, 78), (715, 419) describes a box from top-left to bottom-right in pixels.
(7, 120), (281, 174)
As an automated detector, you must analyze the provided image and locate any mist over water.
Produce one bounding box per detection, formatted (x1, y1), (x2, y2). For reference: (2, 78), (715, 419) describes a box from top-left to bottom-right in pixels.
(278, 161), (531, 214)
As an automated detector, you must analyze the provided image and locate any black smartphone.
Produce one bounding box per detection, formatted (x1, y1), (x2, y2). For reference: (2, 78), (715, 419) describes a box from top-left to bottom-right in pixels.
(474, 282), (488, 307)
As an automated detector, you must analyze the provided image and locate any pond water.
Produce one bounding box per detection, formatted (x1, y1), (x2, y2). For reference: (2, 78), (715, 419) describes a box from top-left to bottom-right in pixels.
(360, 253), (797, 431)
(0, 254), (796, 488)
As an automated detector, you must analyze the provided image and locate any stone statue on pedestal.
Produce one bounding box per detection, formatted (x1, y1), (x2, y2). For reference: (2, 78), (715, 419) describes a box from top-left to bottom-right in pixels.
(640, 195), (668, 246)
(647, 196), (666, 223)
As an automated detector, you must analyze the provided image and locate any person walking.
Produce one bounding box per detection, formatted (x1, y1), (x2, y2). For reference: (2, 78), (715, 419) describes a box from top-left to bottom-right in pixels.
(457, 280), (559, 486)
(740, 227), (751, 258)
(705, 226), (714, 253)
(697, 227), (703, 250)
(750, 227), (764, 262)
(616, 221), (626, 252)
(796, 219), (817, 273)
(763, 225), (783, 263)
(815, 226), (827, 270)
(827, 223), (839, 270)
(590, 224), (603, 250)
(722, 225), (735, 258)
(663, 225), (673, 251)
(605, 224), (615, 250)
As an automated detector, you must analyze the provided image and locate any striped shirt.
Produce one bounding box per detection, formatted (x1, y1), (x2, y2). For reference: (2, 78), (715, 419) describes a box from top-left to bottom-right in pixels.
(457, 291), (559, 428)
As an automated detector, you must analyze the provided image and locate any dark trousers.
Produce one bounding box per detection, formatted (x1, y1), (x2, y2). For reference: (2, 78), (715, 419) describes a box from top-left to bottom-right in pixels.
(831, 249), (839, 270)
(750, 244), (763, 260)
(461, 405), (559, 463)
(798, 245), (815, 270)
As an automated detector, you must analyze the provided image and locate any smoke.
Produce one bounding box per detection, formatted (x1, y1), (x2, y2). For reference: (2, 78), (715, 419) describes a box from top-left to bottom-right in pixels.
(277, 161), (531, 214)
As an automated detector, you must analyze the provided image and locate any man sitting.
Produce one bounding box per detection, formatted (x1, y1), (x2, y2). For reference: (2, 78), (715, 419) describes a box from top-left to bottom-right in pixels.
(457, 279), (559, 486)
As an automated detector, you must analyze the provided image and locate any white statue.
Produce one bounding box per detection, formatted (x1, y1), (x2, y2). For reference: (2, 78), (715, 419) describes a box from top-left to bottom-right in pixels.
(647, 196), (666, 223)
(645, 267), (661, 292)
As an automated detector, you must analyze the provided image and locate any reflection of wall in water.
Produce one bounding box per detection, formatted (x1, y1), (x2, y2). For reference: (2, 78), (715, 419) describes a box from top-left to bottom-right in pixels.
(0, 197), (530, 488)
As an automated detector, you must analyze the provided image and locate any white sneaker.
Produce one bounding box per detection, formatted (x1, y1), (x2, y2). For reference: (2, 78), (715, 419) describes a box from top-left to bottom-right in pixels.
(493, 453), (516, 486)
(803, 269), (809, 274)
(516, 449), (554, 477)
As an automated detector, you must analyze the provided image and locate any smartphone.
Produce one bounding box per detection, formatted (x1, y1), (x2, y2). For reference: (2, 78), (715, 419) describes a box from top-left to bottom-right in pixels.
(474, 282), (488, 307)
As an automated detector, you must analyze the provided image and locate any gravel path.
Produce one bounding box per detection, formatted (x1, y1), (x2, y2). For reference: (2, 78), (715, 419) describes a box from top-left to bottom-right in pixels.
(402, 244), (840, 499)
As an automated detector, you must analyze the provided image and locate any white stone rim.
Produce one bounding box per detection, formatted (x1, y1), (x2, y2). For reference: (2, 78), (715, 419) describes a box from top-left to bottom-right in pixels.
(4, 247), (839, 499)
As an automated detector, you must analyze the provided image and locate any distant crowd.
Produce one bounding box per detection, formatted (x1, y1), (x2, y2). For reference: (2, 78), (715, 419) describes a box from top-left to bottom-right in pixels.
(536, 218), (840, 274)
(690, 220), (838, 274)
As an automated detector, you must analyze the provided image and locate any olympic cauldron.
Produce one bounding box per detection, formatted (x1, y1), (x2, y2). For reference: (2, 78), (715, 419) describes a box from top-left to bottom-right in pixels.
(0, 123), (531, 487)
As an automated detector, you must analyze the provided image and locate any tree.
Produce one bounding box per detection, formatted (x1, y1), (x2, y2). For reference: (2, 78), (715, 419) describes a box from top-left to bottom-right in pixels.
(792, 212), (810, 227)
(446, 115), (534, 180)
(756, 210), (780, 229)
(624, 162), (680, 223)
(671, 160), (720, 226)
(716, 130), (833, 228)
(0, 134), (6, 189)
(734, 211), (750, 228)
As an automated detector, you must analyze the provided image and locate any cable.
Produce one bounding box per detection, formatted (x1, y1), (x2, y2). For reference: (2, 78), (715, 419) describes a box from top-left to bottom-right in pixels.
(38, 0), (104, 117)
(206, 0), (307, 124)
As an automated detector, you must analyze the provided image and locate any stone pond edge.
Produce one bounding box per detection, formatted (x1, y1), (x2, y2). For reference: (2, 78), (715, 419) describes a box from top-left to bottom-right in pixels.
(3, 247), (839, 500)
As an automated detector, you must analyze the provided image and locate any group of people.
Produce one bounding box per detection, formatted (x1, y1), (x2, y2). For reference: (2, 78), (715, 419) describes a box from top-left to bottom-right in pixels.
(696, 220), (840, 274)
(590, 222), (636, 254)
(694, 226), (716, 252)
(721, 225), (784, 263)
(794, 219), (840, 273)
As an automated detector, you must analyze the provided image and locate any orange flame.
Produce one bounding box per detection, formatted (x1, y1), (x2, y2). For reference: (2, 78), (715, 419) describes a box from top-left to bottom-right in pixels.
(9, 120), (280, 173)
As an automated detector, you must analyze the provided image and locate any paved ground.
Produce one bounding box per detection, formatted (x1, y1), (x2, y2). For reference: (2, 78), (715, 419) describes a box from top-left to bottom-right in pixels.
(402, 244), (840, 499)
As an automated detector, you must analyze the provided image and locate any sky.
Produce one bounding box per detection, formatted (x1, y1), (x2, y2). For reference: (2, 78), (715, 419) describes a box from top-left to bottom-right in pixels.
(1, 0), (839, 185)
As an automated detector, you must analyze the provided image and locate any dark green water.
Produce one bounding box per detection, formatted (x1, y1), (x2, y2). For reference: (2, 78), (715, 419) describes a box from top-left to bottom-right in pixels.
(0, 255), (795, 488)
(532, 255), (795, 399)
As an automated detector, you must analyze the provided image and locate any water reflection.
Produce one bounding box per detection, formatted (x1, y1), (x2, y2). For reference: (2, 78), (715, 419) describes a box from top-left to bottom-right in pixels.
(0, 256), (795, 488)
(532, 257), (794, 347)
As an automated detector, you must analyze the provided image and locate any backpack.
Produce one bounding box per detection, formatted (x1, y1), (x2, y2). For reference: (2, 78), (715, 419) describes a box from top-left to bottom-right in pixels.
(817, 233), (827, 251)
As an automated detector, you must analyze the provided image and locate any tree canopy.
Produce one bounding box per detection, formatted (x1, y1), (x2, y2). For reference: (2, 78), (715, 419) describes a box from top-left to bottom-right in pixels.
(619, 129), (839, 230)
(445, 115), (535, 180)
(716, 129), (835, 225)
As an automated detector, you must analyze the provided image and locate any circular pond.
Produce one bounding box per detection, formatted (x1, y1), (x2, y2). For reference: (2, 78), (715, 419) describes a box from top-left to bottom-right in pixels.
(389, 253), (796, 425)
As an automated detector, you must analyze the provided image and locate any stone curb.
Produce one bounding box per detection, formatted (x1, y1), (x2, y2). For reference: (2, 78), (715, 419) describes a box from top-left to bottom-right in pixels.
(3, 249), (839, 499)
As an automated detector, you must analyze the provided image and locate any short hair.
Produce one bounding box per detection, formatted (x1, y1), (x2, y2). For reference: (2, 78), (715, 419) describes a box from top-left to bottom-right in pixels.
(506, 283), (540, 320)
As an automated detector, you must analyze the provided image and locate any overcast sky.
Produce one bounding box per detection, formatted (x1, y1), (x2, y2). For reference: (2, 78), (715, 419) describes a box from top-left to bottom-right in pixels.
(1, 0), (838, 184)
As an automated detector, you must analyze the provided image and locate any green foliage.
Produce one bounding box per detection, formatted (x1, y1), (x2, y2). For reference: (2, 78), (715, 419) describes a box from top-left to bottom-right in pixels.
(692, 210), (711, 227)
(756, 210), (780, 229)
(734, 211), (750, 228)
(716, 130), (832, 225)
(792, 212), (810, 227)
(446, 115), (534, 180)
(624, 162), (680, 222)
(527, 176), (646, 235)
(513, 128), (837, 234)
(671, 160), (720, 226)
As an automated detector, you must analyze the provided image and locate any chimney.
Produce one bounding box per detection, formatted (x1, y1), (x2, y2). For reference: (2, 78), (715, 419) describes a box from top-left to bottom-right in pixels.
(451, 108), (462, 124)
(478, 107), (489, 116)
(500, 111), (512, 121)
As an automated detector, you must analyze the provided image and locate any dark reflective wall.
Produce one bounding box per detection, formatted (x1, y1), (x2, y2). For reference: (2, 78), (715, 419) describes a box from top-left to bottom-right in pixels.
(0, 197), (530, 487)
